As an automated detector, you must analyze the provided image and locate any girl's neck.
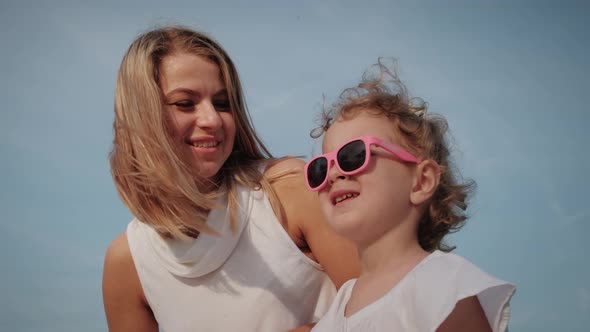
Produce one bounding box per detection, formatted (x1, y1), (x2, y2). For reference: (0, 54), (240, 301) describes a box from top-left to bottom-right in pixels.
(357, 220), (428, 277)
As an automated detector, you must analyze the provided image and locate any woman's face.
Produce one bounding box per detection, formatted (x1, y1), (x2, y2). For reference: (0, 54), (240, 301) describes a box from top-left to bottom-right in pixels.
(160, 52), (236, 179)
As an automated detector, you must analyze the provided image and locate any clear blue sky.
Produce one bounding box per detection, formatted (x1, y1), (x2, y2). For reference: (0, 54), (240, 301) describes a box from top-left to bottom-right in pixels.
(1, 1), (588, 331)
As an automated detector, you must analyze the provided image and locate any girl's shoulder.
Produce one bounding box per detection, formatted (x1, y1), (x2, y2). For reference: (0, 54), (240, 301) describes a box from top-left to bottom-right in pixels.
(410, 251), (516, 332)
(413, 251), (512, 291)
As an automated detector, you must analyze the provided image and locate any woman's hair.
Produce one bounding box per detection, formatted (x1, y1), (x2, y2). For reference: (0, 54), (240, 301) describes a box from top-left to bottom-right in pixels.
(110, 25), (285, 239)
(312, 59), (476, 252)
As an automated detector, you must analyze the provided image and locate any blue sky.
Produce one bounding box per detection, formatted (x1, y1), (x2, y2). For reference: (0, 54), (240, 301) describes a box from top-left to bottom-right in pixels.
(1, 1), (588, 331)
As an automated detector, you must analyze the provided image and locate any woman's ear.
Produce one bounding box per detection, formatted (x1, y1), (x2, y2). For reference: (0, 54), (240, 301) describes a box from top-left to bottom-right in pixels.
(410, 160), (440, 205)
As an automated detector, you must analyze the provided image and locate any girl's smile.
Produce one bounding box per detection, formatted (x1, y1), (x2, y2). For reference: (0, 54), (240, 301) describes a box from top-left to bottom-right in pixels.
(318, 111), (416, 244)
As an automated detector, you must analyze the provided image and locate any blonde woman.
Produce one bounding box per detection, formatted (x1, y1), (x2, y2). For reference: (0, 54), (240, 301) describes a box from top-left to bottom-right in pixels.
(102, 26), (359, 332)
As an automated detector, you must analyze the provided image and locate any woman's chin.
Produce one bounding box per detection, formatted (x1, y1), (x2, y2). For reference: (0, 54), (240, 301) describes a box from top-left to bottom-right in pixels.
(193, 161), (224, 180)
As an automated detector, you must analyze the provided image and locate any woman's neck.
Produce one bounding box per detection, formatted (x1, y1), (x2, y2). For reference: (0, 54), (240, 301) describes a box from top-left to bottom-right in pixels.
(200, 173), (223, 193)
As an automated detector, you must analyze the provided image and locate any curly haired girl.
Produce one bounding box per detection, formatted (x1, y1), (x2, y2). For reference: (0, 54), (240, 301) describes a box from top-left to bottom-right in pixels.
(307, 60), (515, 332)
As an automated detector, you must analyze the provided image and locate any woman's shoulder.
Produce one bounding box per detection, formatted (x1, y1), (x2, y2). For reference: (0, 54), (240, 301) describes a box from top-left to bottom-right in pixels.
(263, 157), (316, 214)
(104, 221), (150, 283)
(103, 226), (149, 295)
(263, 157), (308, 200)
(103, 230), (155, 329)
(105, 232), (131, 262)
(263, 156), (304, 177)
(104, 231), (135, 277)
(103, 230), (145, 299)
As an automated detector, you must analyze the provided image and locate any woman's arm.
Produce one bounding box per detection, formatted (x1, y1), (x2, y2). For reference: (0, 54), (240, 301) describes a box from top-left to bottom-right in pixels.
(266, 158), (360, 289)
(436, 296), (492, 332)
(102, 233), (158, 332)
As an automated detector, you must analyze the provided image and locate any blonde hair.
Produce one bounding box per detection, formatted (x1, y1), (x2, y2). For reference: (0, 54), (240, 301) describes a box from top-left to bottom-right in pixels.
(313, 59), (476, 252)
(110, 26), (285, 239)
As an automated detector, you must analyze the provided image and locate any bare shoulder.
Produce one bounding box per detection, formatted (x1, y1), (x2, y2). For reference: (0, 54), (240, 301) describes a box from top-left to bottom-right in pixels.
(264, 157), (305, 178)
(436, 296), (492, 332)
(103, 232), (141, 301)
(103, 232), (157, 331)
(264, 157), (314, 214)
(265, 157), (360, 288)
(105, 232), (133, 265)
(103, 232), (142, 297)
(264, 157), (311, 210)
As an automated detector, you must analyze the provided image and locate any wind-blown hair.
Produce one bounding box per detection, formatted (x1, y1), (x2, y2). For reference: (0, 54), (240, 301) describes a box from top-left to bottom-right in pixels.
(110, 26), (284, 239)
(312, 59), (476, 252)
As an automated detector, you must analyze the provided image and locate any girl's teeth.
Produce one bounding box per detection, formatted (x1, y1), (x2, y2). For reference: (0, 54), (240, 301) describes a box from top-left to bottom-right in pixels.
(335, 193), (358, 204)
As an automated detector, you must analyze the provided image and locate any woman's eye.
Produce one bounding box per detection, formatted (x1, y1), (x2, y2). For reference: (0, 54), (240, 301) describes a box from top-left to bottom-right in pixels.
(214, 100), (231, 112)
(174, 100), (195, 108)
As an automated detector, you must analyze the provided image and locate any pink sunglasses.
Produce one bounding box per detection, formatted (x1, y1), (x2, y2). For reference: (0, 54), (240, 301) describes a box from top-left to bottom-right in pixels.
(304, 135), (419, 191)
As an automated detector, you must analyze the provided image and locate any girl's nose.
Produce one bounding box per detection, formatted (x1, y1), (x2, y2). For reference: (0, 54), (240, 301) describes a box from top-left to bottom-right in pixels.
(327, 160), (347, 186)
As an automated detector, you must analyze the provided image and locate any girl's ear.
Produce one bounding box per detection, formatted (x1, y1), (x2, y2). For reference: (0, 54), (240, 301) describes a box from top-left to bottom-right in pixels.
(410, 160), (440, 205)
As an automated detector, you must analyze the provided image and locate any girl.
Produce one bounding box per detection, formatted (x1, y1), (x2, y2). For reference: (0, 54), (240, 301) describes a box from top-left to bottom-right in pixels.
(102, 26), (359, 332)
(306, 61), (515, 332)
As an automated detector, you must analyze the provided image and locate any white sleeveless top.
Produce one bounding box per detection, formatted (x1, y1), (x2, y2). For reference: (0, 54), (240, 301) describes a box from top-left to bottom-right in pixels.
(312, 251), (515, 332)
(126, 184), (336, 332)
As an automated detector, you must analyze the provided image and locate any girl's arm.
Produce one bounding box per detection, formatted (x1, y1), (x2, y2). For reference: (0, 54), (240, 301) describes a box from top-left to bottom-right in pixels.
(102, 233), (158, 332)
(436, 296), (492, 332)
(266, 158), (360, 289)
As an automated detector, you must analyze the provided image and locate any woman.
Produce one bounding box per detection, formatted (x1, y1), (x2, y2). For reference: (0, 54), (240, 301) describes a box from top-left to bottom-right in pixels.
(102, 26), (359, 332)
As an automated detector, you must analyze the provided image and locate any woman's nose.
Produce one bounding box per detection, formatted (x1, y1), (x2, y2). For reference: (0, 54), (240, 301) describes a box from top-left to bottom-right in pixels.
(195, 100), (222, 130)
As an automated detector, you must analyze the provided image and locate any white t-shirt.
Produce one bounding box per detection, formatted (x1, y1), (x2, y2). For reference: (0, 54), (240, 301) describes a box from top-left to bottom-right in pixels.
(312, 250), (515, 332)
(127, 184), (336, 332)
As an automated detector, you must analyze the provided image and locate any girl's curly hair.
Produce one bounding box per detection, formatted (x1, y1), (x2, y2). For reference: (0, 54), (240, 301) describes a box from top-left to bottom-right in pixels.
(312, 59), (476, 252)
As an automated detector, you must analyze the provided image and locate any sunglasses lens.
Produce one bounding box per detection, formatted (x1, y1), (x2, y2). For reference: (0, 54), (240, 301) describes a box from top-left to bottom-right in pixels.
(307, 157), (328, 189)
(337, 140), (366, 172)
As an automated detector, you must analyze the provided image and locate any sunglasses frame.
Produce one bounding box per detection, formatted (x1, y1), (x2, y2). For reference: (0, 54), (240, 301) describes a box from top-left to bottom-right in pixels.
(304, 135), (419, 191)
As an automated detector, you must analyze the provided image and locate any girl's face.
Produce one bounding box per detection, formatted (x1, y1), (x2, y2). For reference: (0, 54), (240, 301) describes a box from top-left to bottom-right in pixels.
(160, 52), (236, 179)
(319, 111), (416, 245)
